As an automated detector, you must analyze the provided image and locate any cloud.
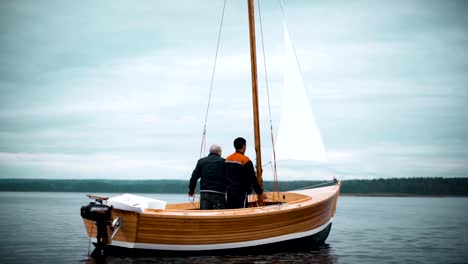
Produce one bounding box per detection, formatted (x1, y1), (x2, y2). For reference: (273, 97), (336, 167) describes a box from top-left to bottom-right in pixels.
(260, 143), (468, 181)
(1, 0), (467, 180)
(0, 152), (194, 180)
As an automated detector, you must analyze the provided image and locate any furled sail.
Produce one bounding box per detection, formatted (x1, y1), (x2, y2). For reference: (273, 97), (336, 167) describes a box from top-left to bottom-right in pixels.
(274, 21), (328, 162)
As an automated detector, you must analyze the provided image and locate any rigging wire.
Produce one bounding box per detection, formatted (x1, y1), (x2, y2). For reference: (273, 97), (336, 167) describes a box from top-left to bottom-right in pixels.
(199, 0), (227, 158)
(188, 195), (200, 209)
(279, 0), (307, 91)
(257, 0), (280, 201)
(291, 179), (338, 191)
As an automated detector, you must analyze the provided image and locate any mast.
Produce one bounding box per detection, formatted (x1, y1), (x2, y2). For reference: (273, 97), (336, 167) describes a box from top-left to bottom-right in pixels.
(247, 0), (263, 187)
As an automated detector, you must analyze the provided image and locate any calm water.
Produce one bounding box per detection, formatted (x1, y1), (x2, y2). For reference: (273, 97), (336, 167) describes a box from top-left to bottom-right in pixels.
(0, 192), (467, 264)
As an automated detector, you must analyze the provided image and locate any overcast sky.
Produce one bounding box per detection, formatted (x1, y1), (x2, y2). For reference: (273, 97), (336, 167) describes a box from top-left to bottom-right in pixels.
(1, 0), (467, 181)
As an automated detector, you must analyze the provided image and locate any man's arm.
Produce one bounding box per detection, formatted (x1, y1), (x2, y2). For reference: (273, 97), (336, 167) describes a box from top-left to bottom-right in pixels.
(188, 161), (201, 195)
(245, 160), (263, 194)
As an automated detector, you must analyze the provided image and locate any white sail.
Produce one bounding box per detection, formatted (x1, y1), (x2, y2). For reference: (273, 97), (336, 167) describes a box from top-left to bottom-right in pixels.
(275, 21), (328, 163)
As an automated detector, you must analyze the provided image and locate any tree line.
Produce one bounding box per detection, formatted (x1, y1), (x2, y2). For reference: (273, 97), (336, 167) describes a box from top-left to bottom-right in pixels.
(0, 177), (467, 196)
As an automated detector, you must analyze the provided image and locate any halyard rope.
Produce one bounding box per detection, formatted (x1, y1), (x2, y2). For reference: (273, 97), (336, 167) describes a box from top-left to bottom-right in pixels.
(257, 0), (280, 201)
(199, 0), (227, 158)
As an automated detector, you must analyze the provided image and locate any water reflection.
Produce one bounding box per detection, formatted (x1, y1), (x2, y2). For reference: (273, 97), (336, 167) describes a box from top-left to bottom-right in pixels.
(3, 193), (467, 264)
(83, 244), (337, 264)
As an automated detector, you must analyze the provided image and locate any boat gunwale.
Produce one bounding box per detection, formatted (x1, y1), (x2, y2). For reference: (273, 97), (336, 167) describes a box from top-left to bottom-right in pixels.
(132, 184), (339, 219)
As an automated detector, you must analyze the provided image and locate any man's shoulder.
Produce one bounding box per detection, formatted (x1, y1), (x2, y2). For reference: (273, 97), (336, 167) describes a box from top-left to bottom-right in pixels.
(201, 154), (224, 162)
(226, 152), (250, 165)
(215, 156), (225, 162)
(225, 153), (235, 160)
(197, 156), (210, 164)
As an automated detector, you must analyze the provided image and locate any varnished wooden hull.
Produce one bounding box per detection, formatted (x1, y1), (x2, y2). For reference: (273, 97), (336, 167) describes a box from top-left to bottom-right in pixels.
(93, 222), (333, 256)
(83, 182), (340, 252)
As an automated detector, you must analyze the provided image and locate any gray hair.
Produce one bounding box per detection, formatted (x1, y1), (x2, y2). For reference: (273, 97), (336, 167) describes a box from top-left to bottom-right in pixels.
(209, 144), (222, 155)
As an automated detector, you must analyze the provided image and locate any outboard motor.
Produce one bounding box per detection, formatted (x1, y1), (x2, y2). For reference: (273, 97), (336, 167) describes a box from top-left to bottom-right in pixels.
(81, 197), (113, 251)
(81, 202), (112, 222)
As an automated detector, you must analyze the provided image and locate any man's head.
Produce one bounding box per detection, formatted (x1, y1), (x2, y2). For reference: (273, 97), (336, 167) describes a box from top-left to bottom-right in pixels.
(233, 137), (247, 154)
(209, 144), (222, 156)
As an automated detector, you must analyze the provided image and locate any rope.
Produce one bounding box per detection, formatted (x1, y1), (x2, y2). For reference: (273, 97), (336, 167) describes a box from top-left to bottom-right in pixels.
(257, 0), (280, 202)
(199, 0), (227, 158)
(291, 180), (338, 191)
(188, 195), (199, 209)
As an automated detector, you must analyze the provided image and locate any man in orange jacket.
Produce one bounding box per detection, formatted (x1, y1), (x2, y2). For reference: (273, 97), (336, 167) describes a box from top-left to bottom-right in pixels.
(225, 137), (264, 209)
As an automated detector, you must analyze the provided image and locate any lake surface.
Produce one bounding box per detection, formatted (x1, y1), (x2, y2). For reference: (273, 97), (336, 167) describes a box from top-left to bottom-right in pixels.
(0, 192), (467, 263)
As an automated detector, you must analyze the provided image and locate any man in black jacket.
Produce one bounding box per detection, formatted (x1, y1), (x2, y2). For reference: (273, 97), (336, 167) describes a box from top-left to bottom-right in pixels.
(188, 144), (227, 210)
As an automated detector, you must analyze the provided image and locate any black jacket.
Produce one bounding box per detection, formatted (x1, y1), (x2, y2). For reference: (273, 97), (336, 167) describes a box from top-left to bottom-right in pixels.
(225, 151), (263, 194)
(189, 153), (227, 194)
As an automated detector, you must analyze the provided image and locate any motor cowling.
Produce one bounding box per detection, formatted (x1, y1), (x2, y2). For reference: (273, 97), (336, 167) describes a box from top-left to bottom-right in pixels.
(81, 202), (112, 222)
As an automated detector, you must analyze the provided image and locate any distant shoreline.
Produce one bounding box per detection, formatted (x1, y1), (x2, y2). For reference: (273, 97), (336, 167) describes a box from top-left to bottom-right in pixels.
(1, 191), (467, 197)
(1, 177), (467, 196)
(340, 193), (468, 197)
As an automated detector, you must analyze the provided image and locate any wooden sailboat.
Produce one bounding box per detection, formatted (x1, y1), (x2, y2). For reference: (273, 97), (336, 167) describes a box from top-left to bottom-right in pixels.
(80, 0), (341, 255)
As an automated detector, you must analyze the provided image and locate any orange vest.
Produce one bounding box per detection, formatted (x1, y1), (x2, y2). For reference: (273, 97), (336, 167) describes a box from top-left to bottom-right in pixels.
(225, 152), (250, 165)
